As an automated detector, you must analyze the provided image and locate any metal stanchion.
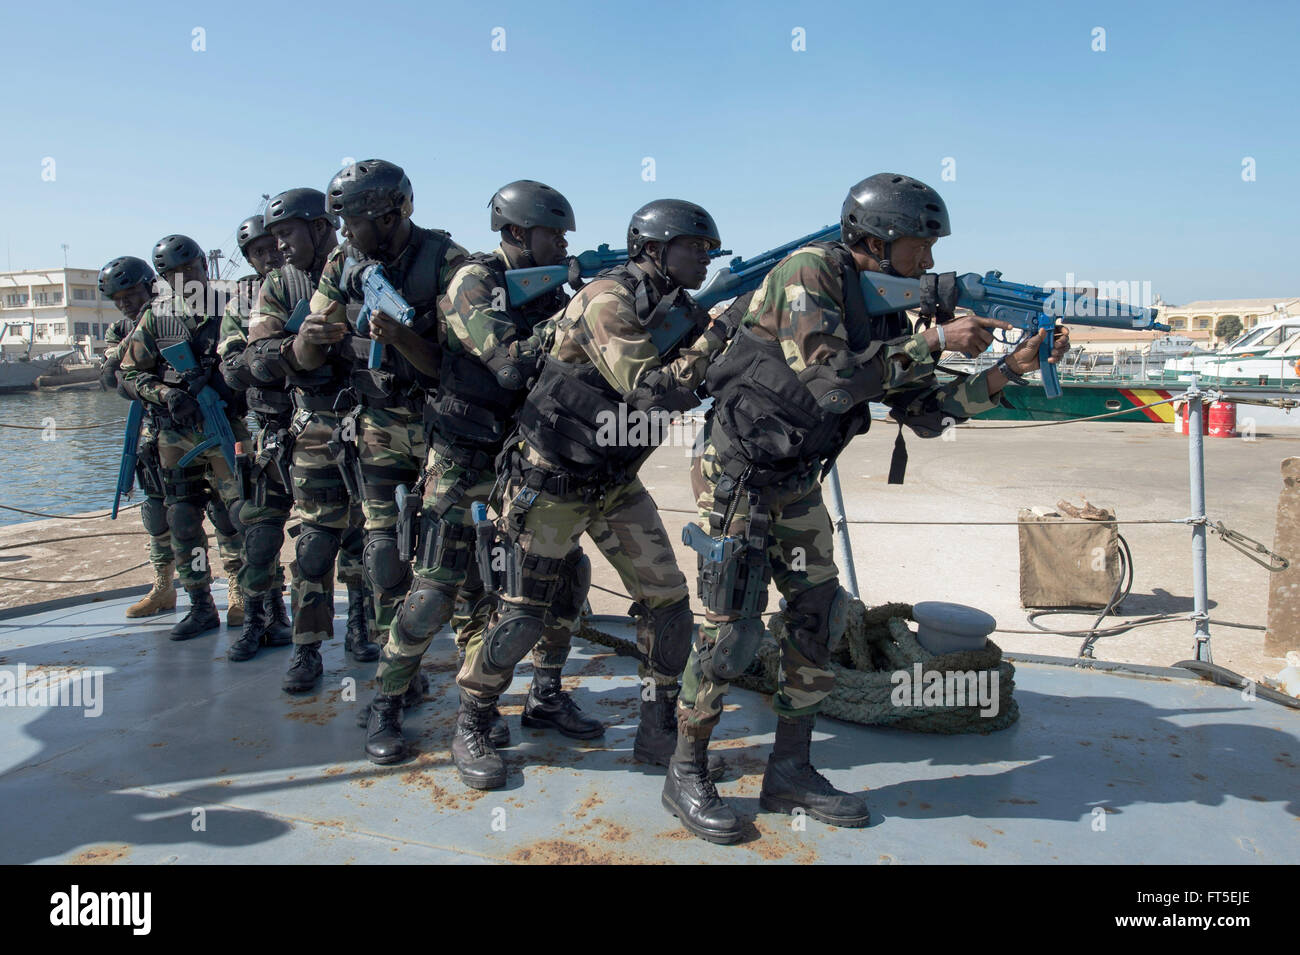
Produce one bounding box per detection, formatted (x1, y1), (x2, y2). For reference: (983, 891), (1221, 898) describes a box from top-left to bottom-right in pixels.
(1186, 376), (1213, 663)
(825, 463), (860, 600)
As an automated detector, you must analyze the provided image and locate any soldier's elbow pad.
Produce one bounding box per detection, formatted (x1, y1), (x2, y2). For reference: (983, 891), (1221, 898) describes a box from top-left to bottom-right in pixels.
(798, 363), (882, 414)
(247, 337), (292, 383)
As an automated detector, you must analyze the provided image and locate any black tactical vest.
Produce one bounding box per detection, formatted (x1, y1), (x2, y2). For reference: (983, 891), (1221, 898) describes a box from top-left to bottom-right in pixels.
(427, 252), (567, 450)
(517, 263), (706, 478)
(227, 274), (293, 423)
(341, 227), (458, 406)
(704, 242), (896, 482)
(152, 294), (237, 408)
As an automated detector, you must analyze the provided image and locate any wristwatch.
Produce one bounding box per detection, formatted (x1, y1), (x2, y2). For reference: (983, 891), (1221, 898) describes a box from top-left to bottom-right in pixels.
(994, 356), (1031, 386)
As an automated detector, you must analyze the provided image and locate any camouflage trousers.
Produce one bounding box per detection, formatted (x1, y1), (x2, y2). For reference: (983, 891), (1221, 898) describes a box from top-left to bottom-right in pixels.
(157, 422), (248, 590)
(288, 409), (366, 645)
(679, 444), (839, 740)
(234, 421), (290, 596)
(136, 420), (174, 571)
(460, 459), (689, 700)
(357, 406), (425, 647)
(376, 444), (574, 697)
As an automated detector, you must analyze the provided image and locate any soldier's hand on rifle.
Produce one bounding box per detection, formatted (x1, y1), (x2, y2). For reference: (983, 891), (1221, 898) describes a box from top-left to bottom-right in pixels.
(298, 313), (346, 346)
(369, 311), (416, 355)
(931, 315), (1013, 357)
(165, 387), (203, 427)
(1006, 324), (1071, 374)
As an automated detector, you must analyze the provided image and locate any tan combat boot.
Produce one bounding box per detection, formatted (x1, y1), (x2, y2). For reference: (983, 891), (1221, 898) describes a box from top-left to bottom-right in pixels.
(126, 564), (177, 619)
(226, 584), (245, 627)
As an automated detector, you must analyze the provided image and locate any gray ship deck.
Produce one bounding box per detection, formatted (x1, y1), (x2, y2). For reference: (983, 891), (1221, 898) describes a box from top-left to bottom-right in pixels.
(1, 585), (1296, 865)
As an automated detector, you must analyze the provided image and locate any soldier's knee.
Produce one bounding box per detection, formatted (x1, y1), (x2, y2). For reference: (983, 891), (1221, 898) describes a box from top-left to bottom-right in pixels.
(340, 524), (365, 560)
(392, 578), (457, 647)
(140, 497), (169, 537)
(638, 597), (694, 677)
(206, 498), (240, 537)
(243, 522), (284, 570)
(364, 530), (411, 598)
(295, 525), (340, 582)
(785, 579), (848, 667)
(483, 604), (549, 674)
(550, 550), (591, 620)
(166, 501), (205, 541)
(702, 616), (766, 682)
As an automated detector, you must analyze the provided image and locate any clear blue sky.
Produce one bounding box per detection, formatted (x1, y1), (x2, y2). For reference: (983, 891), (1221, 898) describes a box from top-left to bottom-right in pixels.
(1, 0), (1296, 304)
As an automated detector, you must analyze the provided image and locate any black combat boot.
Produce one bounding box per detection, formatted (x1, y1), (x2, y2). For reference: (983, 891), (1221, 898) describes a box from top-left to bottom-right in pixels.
(169, 585), (221, 641)
(521, 668), (604, 739)
(364, 692), (409, 765)
(401, 669), (428, 708)
(282, 642), (323, 693)
(452, 691), (507, 790)
(759, 714), (871, 827)
(662, 732), (742, 845)
(487, 704), (511, 748)
(227, 590), (268, 662)
(344, 586), (379, 662)
(262, 587), (292, 646)
(634, 684), (724, 781)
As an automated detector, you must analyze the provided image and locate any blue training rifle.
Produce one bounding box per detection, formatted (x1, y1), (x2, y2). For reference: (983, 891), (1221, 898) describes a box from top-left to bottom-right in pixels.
(111, 399), (145, 519)
(343, 257), (416, 370)
(159, 341), (239, 471)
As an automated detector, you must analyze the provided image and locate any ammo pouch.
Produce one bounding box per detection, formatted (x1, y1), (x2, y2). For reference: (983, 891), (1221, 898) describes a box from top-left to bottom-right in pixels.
(417, 516), (476, 575)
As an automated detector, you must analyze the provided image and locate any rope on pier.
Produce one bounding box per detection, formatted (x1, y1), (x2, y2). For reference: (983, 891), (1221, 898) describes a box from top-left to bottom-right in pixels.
(0, 419), (124, 431)
(0, 502), (141, 520)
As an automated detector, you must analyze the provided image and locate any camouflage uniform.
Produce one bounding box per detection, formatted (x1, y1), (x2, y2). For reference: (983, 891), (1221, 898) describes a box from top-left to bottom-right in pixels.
(104, 315), (173, 572)
(218, 276), (287, 596)
(307, 229), (469, 651)
(470, 261), (729, 711)
(679, 243), (1001, 739)
(371, 247), (571, 696)
(120, 288), (248, 592)
(247, 263), (369, 646)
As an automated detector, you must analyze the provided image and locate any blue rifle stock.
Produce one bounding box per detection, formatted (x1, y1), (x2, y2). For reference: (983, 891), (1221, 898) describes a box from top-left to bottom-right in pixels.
(856, 270), (1168, 397)
(159, 341), (239, 470)
(694, 224), (841, 310)
(285, 298), (310, 333)
(505, 243), (733, 308)
(344, 257), (415, 370)
(111, 399), (145, 519)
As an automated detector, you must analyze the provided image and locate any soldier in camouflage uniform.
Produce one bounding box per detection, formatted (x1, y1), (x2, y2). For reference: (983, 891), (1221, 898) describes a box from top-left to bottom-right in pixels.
(99, 255), (175, 619)
(285, 161), (467, 695)
(244, 187), (379, 692)
(663, 173), (1071, 844)
(120, 235), (249, 640)
(446, 199), (734, 791)
(364, 180), (602, 772)
(217, 214), (295, 660)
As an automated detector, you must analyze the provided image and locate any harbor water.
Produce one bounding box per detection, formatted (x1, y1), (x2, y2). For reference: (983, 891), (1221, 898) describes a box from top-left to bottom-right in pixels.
(0, 388), (129, 526)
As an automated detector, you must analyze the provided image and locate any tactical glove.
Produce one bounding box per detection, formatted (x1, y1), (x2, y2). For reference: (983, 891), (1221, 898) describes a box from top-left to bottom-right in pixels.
(165, 388), (203, 427)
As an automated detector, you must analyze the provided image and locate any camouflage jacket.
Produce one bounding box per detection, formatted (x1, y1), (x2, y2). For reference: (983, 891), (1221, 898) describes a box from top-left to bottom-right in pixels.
(441, 246), (564, 366)
(119, 289), (229, 411)
(739, 244), (999, 422)
(216, 275), (262, 363)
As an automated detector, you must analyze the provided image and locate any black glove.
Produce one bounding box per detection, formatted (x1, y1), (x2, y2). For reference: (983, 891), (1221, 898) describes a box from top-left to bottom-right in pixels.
(166, 388), (203, 427)
(221, 352), (252, 392)
(98, 363), (119, 392)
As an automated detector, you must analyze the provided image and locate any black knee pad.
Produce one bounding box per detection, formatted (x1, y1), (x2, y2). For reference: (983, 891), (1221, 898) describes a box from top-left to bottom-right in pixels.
(483, 604), (549, 674)
(364, 530), (412, 597)
(702, 616), (766, 683)
(785, 579), (847, 667)
(243, 521), (284, 570)
(550, 550), (591, 620)
(295, 524), (341, 582)
(392, 579), (457, 646)
(166, 501), (205, 541)
(140, 497), (169, 537)
(206, 498), (240, 537)
(640, 597), (694, 677)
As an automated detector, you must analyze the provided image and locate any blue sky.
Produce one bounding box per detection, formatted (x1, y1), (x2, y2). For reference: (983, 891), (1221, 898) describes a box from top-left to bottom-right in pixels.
(1, 0), (1295, 304)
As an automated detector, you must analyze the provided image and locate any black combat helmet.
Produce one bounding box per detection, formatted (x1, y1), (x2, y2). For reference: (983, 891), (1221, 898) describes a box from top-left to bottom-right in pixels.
(489, 180), (576, 232)
(627, 199), (721, 257)
(152, 234), (205, 274)
(97, 256), (156, 296)
(840, 173), (951, 246)
(237, 215), (270, 252)
(264, 187), (338, 229)
(325, 160), (413, 219)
